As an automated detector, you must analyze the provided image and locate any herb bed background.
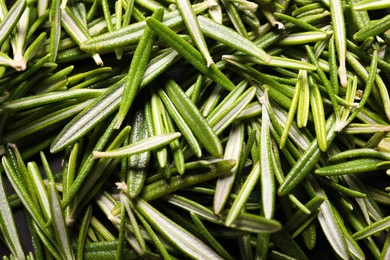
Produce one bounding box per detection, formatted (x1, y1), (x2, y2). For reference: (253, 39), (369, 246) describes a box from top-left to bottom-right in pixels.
(0, 0), (390, 259)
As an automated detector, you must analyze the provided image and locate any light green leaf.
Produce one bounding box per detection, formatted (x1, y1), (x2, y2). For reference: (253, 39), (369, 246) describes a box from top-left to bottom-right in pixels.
(225, 162), (260, 226)
(198, 15), (270, 62)
(353, 215), (390, 240)
(0, 173), (25, 260)
(214, 123), (244, 214)
(48, 182), (75, 260)
(136, 199), (223, 260)
(93, 132), (181, 159)
(50, 80), (124, 153)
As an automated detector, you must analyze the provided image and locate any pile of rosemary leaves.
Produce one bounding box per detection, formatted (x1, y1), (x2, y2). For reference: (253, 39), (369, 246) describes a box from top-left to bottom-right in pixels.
(0, 0), (389, 259)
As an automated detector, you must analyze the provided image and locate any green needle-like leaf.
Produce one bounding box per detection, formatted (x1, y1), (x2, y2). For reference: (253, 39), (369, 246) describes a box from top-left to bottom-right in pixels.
(115, 8), (163, 129)
(278, 114), (337, 196)
(50, 80), (124, 153)
(48, 182), (75, 260)
(197, 15), (270, 63)
(353, 0), (390, 10)
(259, 90), (275, 220)
(329, 0), (347, 86)
(136, 199), (224, 260)
(145, 17), (235, 91)
(225, 162), (260, 226)
(177, 0), (214, 66)
(0, 173), (25, 260)
(164, 79), (223, 157)
(0, 0), (26, 47)
(92, 132), (181, 159)
(1, 89), (103, 112)
(214, 123), (243, 214)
